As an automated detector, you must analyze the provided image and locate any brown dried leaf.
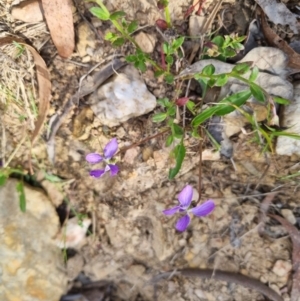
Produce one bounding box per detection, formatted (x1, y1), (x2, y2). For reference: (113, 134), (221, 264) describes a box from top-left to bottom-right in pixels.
(270, 214), (300, 301)
(0, 37), (51, 144)
(41, 0), (74, 58)
(259, 10), (300, 69)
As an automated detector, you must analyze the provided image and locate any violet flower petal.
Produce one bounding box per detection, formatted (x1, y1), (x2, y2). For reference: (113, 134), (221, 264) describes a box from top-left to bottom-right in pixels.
(108, 164), (119, 176)
(177, 185), (193, 208)
(86, 153), (103, 164)
(162, 206), (180, 216)
(89, 169), (106, 178)
(190, 200), (215, 217)
(104, 138), (118, 159)
(175, 214), (191, 232)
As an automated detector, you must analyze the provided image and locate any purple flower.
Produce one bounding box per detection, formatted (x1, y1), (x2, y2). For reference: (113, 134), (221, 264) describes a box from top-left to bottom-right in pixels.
(86, 138), (119, 178)
(163, 185), (215, 232)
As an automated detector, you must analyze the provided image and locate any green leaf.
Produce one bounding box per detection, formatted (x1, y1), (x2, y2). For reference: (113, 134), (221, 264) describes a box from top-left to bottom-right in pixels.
(191, 106), (219, 127)
(172, 36), (185, 50)
(109, 11), (126, 20)
(167, 106), (176, 116)
(154, 70), (165, 77)
(172, 123), (184, 139)
(191, 128), (200, 138)
(202, 64), (215, 76)
(43, 172), (63, 183)
(157, 97), (170, 107)
(112, 37), (125, 47)
(186, 100), (196, 114)
(104, 32), (116, 41)
(273, 96), (290, 105)
(197, 78), (208, 97)
(232, 63), (250, 75)
(165, 134), (174, 147)
(215, 74), (228, 87)
(249, 66), (259, 82)
(250, 83), (265, 102)
(127, 20), (138, 34)
(164, 74), (174, 84)
(163, 42), (170, 54)
(165, 55), (174, 65)
(215, 90), (252, 116)
(90, 7), (110, 20)
(16, 181), (26, 213)
(126, 54), (138, 63)
(270, 131), (300, 139)
(0, 174), (7, 186)
(136, 60), (147, 72)
(211, 36), (224, 48)
(152, 112), (167, 122)
(207, 78), (216, 87)
(223, 48), (236, 58)
(168, 143), (186, 179)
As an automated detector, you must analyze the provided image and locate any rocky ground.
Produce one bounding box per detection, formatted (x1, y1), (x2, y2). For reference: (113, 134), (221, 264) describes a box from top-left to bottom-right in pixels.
(1, 0), (300, 301)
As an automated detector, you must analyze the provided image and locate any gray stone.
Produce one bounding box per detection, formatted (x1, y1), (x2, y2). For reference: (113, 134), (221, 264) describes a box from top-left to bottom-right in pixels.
(276, 82), (300, 155)
(88, 65), (156, 127)
(0, 179), (67, 301)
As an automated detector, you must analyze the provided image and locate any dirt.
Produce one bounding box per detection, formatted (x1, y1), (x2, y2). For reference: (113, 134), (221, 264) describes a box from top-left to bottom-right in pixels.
(1, 0), (300, 300)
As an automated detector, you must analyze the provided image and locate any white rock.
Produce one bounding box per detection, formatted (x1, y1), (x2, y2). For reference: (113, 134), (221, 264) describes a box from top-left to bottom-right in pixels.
(56, 216), (91, 249)
(276, 82), (300, 155)
(0, 179), (67, 301)
(134, 32), (156, 53)
(88, 65), (156, 127)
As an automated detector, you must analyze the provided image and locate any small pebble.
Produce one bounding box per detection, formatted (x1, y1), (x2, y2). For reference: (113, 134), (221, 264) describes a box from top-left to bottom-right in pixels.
(281, 209), (296, 224)
(272, 260), (292, 277)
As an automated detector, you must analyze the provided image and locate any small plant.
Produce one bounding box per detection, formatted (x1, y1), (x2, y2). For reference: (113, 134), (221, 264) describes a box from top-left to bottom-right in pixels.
(88, 0), (300, 231)
(163, 185), (215, 231)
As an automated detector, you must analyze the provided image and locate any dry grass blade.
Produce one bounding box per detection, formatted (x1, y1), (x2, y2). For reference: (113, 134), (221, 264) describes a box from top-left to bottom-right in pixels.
(41, 0), (74, 58)
(0, 37), (51, 145)
(24, 43), (51, 144)
(270, 214), (300, 301)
